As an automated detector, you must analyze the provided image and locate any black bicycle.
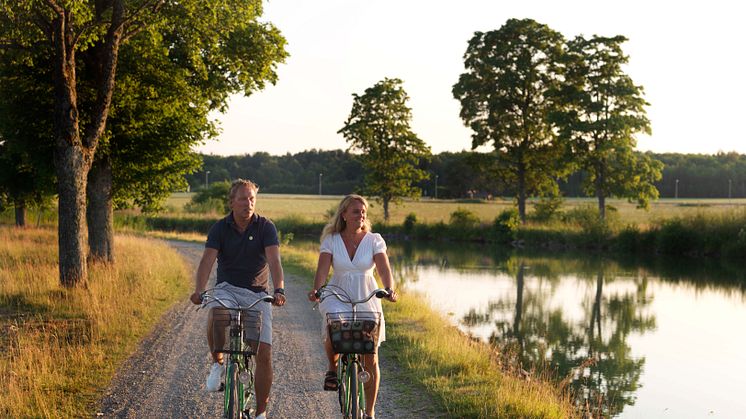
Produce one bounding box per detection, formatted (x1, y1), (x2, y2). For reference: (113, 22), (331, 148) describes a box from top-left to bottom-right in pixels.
(200, 290), (274, 419)
(316, 285), (390, 419)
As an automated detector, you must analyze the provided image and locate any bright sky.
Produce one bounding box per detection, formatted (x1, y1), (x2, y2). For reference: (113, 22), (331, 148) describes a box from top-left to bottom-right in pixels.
(197, 0), (745, 157)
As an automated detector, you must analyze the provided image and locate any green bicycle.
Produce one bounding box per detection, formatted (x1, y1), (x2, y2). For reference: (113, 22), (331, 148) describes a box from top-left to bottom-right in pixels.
(200, 290), (274, 419)
(316, 285), (389, 419)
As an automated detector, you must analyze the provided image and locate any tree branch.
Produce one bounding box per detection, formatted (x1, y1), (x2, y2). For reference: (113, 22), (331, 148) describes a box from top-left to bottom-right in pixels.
(121, 0), (166, 41)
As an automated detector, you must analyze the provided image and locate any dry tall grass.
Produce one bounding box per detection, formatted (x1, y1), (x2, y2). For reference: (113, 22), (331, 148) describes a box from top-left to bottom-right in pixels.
(0, 226), (190, 417)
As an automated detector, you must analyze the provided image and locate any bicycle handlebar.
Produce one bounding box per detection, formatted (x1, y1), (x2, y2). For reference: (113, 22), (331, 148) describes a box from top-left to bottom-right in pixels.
(315, 286), (389, 305)
(199, 289), (274, 311)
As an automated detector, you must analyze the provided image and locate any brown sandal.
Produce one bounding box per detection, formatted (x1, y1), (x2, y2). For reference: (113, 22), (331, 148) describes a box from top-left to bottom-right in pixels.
(323, 370), (338, 391)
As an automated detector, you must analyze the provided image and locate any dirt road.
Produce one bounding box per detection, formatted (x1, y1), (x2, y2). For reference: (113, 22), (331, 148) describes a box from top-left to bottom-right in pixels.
(97, 241), (438, 418)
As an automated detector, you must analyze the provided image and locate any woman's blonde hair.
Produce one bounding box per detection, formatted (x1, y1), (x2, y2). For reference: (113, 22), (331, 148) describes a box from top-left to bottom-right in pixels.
(321, 194), (372, 242)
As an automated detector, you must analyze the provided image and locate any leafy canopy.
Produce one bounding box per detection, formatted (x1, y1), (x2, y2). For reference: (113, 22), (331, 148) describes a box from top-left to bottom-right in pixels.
(338, 78), (431, 218)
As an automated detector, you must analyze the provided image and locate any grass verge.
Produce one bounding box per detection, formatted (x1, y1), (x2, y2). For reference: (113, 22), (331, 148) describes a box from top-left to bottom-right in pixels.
(0, 226), (191, 417)
(280, 243), (574, 418)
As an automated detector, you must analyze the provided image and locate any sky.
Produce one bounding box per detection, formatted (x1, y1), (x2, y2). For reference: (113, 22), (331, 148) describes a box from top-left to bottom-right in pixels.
(197, 0), (746, 157)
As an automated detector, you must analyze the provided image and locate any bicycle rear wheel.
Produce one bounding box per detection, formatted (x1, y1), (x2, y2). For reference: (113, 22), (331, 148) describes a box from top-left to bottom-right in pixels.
(226, 361), (241, 419)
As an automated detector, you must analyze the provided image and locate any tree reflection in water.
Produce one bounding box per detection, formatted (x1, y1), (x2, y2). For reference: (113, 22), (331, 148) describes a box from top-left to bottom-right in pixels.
(382, 239), (746, 418)
(462, 261), (655, 417)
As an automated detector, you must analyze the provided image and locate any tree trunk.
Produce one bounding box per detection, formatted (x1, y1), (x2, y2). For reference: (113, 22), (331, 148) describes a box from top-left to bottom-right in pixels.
(52, 10), (89, 287)
(14, 202), (26, 227)
(517, 164), (527, 224)
(383, 196), (390, 221)
(87, 157), (114, 263)
(55, 144), (89, 287)
(596, 164), (606, 221)
(49, 1), (125, 286)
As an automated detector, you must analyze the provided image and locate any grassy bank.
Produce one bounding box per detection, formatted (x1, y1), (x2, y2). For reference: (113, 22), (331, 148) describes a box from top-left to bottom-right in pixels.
(280, 244), (574, 418)
(0, 226), (191, 417)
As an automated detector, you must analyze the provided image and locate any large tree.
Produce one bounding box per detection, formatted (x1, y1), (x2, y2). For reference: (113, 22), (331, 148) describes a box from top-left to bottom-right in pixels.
(453, 18), (569, 223)
(85, 6), (287, 262)
(338, 78), (431, 221)
(551, 35), (662, 220)
(0, 0), (170, 285)
(0, 0), (286, 283)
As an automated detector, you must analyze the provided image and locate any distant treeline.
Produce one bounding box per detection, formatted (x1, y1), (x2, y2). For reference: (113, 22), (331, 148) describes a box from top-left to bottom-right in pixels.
(187, 150), (746, 199)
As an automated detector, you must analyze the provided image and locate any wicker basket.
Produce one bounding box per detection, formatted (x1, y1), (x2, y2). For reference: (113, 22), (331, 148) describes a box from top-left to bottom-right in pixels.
(210, 307), (262, 355)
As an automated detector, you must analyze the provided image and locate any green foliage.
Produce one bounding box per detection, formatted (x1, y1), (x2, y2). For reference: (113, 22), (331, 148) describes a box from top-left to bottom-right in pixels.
(185, 181), (231, 213)
(0, 42), (56, 216)
(530, 196), (564, 222)
(452, 19), (571, 222)
(338, 78), (431, 220)
(403, 213), (418, 233)
(449, 208), (480, 229)
(550, 35), (662, 218)
(561, 205), (616, 244)
(655, 219), (699, 256)
(493, 209), (520, 242)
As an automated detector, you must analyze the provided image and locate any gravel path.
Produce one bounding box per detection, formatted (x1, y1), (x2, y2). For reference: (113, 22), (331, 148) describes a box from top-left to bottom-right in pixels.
(96, 241), (440, 418)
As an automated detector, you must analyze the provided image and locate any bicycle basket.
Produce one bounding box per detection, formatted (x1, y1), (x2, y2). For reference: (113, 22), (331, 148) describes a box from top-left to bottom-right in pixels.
(209, 308), (262, 355)
(326, 311), (381, 354)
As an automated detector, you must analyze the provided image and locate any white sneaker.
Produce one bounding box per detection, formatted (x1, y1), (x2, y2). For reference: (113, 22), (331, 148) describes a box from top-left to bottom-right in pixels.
(255, 413), (266, 419)
(206, 362), (224, 392)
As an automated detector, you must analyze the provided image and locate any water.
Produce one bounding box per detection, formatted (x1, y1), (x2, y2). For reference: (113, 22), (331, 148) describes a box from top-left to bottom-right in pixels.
(386, 242), (746, 418)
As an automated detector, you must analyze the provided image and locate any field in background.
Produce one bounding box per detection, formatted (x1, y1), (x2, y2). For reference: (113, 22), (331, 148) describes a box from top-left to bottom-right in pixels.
(165, 192), (746, 226)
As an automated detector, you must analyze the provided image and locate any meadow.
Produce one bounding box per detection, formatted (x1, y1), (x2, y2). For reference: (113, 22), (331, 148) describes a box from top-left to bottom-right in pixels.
(0, 226), (191, 417)
(166, 192), (746, 226)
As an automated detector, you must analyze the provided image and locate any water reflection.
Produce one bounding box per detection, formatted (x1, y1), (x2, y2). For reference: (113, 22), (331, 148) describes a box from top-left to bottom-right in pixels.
(387, 242), (746, 418)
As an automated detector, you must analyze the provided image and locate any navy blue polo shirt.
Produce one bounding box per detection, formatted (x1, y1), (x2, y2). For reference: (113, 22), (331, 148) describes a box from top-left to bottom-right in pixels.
(205, 212), (280, 292)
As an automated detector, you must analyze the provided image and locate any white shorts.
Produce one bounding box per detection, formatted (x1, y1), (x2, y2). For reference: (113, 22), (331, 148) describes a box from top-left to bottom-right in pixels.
(205, 282), (273, 345)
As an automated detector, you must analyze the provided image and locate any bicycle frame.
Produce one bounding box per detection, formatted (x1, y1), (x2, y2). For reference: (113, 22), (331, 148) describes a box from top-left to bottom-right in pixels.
(316, 286), (389, 419)
(201, 290), (273, 419)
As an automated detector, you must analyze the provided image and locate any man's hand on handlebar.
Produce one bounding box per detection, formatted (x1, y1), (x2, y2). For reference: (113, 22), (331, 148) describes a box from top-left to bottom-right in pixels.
(190, 291), (203, 305)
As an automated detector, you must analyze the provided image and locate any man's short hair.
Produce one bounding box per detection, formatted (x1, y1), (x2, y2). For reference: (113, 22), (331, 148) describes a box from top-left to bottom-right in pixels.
(228, 179), (259, 201)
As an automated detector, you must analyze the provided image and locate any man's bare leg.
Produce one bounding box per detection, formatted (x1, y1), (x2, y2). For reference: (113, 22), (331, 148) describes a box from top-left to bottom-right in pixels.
(255, 342), (272, 415)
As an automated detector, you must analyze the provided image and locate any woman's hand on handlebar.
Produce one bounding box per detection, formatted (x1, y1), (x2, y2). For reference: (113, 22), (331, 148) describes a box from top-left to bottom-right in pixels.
(307, 289), (320, 302)
(384, 288), (398, 303)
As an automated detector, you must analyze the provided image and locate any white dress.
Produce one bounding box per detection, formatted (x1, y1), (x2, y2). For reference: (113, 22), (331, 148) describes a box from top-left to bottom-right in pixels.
(318, 232), (387, 344)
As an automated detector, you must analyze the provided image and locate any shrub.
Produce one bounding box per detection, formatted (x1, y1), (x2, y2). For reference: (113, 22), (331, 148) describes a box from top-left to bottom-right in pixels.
(656, 219), (699, 256)
(449, 208), (480, 229)
(493, 209), (520, 242)
(185, 181), (231, 213)
(530, 196), (564, 222)
(561, 205), (616, 245)
(403, 213), (417, 233)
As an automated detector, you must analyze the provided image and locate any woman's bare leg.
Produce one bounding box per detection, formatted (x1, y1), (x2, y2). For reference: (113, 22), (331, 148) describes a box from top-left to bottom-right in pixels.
(363, 352), (379, 417)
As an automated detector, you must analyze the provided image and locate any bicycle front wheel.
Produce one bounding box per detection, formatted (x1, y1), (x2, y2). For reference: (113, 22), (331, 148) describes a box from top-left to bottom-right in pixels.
(226, 362), (241, 419)
(349, 361), (364, 419)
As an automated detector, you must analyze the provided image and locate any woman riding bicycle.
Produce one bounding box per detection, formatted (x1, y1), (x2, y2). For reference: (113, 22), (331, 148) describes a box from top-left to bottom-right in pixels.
(308, 194), (397, 419)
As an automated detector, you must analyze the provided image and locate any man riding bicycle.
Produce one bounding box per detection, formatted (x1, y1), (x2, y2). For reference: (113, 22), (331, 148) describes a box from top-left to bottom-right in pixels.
(190, 179), (286, 419)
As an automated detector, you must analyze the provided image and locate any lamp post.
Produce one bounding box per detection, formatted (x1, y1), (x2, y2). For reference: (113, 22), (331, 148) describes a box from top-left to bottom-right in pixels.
(434, 175), (439, 200)
(675, 179), (678, 199)
(205, 170), (211, 189)
(319, 173), (323, 196)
